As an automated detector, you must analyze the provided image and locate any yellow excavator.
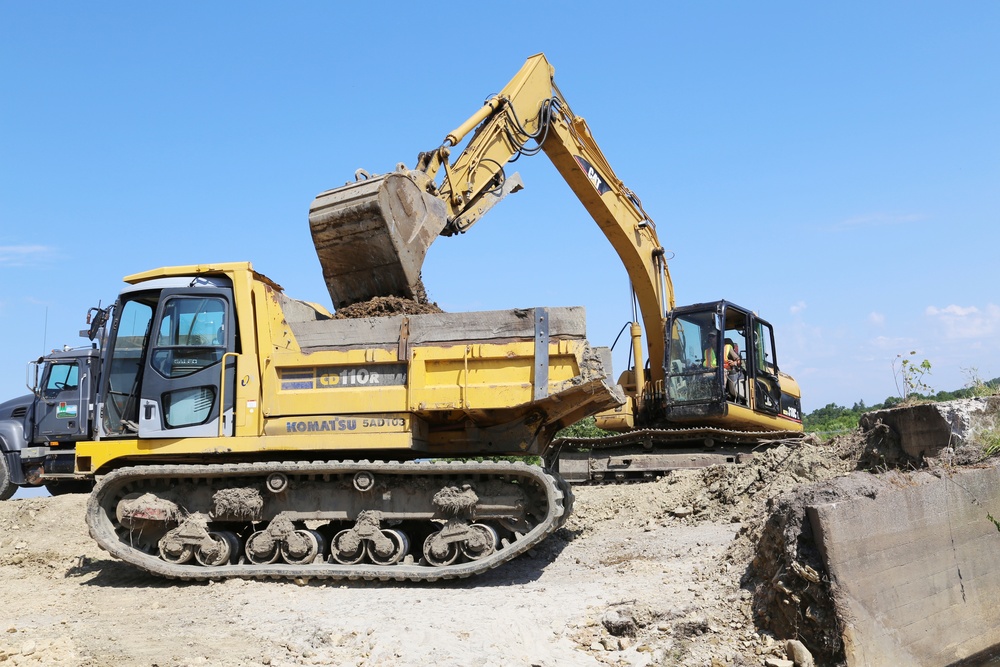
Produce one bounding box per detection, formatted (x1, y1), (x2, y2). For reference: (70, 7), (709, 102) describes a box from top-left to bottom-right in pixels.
(310, 53), (803, 483)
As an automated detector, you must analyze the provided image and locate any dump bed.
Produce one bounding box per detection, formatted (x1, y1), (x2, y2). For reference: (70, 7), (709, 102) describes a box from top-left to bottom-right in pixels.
(263, 289), (623, 457)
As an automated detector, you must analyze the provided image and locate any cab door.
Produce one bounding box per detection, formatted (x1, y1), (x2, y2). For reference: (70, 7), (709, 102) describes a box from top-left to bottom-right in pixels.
(32, 358), (91, 441)
(748, 317), (781, 415)
(138, 289), (236, 438)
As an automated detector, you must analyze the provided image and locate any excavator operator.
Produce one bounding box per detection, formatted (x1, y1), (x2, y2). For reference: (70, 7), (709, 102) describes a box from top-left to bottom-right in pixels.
(723, 337), (745, 403)
(703, 333), (745, 402)
(702, 332), (716, 368)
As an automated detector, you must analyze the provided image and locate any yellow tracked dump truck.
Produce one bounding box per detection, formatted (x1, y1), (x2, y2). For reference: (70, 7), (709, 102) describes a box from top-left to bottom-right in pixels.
(81, 263), (621, 581)
(309, 53), (804, 484)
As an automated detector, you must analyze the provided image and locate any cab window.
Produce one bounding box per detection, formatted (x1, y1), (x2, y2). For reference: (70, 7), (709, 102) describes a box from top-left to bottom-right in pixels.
(43, 362), (79, 397)
(754, 321), (777, 375)
(150, 296), (227, 379)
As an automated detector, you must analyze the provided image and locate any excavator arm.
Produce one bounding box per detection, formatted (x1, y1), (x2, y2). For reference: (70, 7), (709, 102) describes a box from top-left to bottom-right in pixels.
(310, 53), (673, 388)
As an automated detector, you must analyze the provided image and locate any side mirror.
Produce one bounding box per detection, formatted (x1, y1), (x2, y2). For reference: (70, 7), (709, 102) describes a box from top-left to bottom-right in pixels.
(86, 305), (111, 342)
(26, 360), (42, 397)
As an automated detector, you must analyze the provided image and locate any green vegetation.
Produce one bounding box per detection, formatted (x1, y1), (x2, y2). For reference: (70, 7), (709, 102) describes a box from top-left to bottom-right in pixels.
(977, 428), (1000, 457)
(555, 416), (614, 439)
(963, 367), (997, 398)
(803, 401), (876, 435)
(893, 352), (933, 400)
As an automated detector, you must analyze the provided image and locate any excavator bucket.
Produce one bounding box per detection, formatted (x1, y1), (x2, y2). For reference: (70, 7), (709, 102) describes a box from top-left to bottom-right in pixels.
(309, 171), (449, 309)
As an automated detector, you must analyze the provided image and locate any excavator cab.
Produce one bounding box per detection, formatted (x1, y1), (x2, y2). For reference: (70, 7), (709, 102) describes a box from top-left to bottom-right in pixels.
(662, 301), (795, 431)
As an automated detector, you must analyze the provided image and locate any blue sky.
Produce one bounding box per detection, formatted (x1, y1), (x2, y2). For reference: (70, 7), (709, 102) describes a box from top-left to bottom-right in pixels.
(2, 2), (998, 432)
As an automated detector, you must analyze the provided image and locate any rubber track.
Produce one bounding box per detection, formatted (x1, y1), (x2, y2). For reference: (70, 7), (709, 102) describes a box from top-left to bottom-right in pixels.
(86, 459), (565, 583)
(553, 426), (804, 451)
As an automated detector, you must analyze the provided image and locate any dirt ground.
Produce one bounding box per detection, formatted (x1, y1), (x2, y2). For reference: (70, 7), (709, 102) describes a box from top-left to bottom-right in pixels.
(0, 441), (854, 667)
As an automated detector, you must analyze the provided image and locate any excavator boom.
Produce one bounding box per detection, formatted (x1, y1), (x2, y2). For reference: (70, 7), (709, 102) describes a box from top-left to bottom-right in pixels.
(309, 53), (672, 382)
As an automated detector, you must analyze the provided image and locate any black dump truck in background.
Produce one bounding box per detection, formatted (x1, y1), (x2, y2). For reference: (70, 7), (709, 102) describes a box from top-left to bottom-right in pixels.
(0, 343), (101, 499)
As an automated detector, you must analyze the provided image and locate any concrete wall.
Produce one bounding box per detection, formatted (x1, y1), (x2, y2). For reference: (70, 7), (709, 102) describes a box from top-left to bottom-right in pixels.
(808, 466), (1000, 666)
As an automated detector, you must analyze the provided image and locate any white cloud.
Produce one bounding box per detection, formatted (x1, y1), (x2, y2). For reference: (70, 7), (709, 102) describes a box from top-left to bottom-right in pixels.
(835, 213), (926, 229)
(0, 245), (54, 266)
(925, 303), (1000, 339)
(926, 305), (979, 317)
(868, 312), (885, 326)
(790, 300), (807, 315)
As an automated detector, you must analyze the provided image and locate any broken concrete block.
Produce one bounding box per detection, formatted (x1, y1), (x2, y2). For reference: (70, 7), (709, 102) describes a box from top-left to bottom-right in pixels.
(859, 397), (999, 465)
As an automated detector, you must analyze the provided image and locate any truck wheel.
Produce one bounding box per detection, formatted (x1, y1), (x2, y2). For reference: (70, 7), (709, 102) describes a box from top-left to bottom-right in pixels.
(0, 456), (16, 501)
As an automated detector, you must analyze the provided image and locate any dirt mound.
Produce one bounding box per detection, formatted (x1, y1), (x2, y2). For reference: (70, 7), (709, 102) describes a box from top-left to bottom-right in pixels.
(0, 494), (96, 570)
(737, 475), (880, 664)
(567, 437), (858, 535)
(730, 401), (1000, 666)
(558, 437), (863, 665)
(857, 396), (1000, 469)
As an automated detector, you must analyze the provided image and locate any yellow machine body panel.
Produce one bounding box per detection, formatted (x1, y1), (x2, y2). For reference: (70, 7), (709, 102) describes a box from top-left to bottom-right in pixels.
(76, 262), (622, 473)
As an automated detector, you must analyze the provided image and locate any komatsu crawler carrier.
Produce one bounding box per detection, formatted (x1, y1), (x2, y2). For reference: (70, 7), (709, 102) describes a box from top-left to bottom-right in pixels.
(79, 262), (620, 580)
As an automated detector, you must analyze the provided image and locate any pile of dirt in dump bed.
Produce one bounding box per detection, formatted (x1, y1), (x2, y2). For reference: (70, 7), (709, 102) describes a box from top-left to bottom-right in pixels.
(333, 296), (443, 318)
(333, 277), (443, 318)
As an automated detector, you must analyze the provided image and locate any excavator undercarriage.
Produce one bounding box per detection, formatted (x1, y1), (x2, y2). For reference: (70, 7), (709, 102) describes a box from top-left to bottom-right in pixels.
(549, 427), (803, 484)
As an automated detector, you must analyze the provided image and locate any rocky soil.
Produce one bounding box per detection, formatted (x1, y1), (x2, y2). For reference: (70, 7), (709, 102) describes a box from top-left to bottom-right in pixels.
(0, 437), (866, 667)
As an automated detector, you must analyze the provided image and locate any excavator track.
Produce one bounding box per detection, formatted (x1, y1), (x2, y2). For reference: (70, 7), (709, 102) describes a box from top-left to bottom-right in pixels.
(86, 460), (569, 582)
(551, 426), (804, 484)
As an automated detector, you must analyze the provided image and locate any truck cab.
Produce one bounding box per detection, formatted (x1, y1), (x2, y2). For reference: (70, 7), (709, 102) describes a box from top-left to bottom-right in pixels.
(0, 345), (101, 498)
